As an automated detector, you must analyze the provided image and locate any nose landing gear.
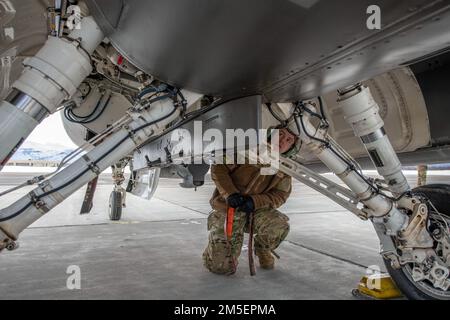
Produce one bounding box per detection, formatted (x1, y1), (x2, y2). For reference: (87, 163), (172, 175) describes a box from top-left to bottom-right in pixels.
(108, 159), (129, 221)
(109, 159), (129, 221)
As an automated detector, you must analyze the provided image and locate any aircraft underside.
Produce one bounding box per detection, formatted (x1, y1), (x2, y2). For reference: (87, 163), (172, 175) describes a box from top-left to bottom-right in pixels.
(0, 0), (450, 299)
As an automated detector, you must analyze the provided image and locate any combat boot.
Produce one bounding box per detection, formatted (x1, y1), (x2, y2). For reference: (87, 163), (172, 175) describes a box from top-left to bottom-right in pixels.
(256, 251), (275, 270)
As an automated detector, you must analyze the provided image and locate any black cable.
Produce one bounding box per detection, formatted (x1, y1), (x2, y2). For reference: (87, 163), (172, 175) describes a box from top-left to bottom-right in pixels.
(266, 103), (285, 124)
(137, 86), (157, 100)
(137, 84), (168, 100)
(265, 103), (295, 127)
(300, 104), (324, 121)
(150, 94), (174, 106)
(176, 89), (188, 114)
(317, 96), (327, 121)
(65, 99), (101, 119)
(131, 106), (178, 135)
(65, 93), (112, 124)
(85, 94), (112, 123)
(71, 95), (111, 124)
(294, 110), (328, 146)
(297, 100), (330, 129)
(317, 96), (330, 128)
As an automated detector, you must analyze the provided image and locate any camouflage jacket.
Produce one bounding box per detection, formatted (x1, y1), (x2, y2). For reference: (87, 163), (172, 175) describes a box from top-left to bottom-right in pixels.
(209, 164), (292, 211)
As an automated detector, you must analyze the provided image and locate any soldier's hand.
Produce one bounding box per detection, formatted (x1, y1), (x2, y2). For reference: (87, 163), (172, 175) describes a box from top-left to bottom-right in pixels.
(238, 196), (255, 214)
(227, 193), (245, 208)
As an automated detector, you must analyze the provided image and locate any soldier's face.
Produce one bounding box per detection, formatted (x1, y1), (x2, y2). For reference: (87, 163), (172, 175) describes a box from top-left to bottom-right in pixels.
(278, 128), (297, 154)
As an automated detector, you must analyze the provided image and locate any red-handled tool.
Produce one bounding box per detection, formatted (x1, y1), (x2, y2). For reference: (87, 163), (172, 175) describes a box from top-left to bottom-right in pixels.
(226, 207), (235, 239)
(225, 206), (238, 275)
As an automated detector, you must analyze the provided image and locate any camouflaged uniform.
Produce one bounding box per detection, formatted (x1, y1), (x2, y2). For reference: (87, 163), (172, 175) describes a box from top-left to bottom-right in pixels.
(203, 164), (292, 275)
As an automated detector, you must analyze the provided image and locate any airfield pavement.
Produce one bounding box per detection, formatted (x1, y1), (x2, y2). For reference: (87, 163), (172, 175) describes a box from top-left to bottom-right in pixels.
(0, 170), (449, 299)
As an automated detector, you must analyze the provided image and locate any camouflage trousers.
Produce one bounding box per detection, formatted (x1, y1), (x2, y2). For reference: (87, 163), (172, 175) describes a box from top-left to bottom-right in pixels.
(202, 209), (290, 275)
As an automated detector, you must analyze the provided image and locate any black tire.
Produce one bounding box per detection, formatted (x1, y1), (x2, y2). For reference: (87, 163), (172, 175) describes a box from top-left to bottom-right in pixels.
(384, 184), (450, 300)
(109, 191), (122, 221)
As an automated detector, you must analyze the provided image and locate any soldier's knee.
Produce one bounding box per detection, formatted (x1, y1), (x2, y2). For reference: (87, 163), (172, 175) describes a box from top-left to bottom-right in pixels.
(279, 222), (290, 241)
(204, 260), (237, 275)
(256, 220), (290, 250)
(273, 212), (290, 239)
(262, 214), (290, 238)
(207, 210), (226, 232)
(271, 223), (290, 243)
(203, 237), (238, 275)
(280, 217), (290, 232)
(202, 248), (236, 275)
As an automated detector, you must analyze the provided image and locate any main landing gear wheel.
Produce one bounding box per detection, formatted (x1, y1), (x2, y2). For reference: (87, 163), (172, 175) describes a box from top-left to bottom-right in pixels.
(385, 184), (450, 300)
(109, 191), (123, 221)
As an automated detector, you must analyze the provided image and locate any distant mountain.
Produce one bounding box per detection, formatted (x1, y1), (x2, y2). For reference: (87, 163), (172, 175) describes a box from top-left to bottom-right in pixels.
(11, 141), (74, 161)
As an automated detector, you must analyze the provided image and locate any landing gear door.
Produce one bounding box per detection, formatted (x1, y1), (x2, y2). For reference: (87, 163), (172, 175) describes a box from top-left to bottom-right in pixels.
(129, 167), (160, 200)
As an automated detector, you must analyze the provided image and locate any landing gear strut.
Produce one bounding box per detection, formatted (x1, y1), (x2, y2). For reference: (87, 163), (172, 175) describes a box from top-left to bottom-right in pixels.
(268, 83), (450, 299)
(109, 159), (129, 221)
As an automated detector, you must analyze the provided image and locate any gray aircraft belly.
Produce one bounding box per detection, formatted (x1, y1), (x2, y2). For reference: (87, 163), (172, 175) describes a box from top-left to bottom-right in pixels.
(86, 0), (450, 101)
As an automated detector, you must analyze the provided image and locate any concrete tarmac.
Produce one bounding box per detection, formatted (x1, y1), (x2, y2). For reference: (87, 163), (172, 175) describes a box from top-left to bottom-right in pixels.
(0, 170), (448, 299)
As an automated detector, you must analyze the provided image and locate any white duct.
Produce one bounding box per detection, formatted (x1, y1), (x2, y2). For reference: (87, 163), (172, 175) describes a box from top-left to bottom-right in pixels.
(0, 16), (104, 169)
(337, 85), (410, 195)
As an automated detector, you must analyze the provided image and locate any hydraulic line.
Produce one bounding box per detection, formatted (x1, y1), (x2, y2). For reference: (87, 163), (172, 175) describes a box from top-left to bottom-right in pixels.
(64, 92), (112, 124)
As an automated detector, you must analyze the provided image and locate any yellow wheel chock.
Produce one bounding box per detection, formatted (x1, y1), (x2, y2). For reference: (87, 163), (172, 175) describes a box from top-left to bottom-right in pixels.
(352, 273), (403, 300)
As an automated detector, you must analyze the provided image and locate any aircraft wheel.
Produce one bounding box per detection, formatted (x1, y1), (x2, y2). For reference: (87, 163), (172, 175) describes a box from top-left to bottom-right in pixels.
(109, 191), (123, 221)
(385, 184), (450, 300)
